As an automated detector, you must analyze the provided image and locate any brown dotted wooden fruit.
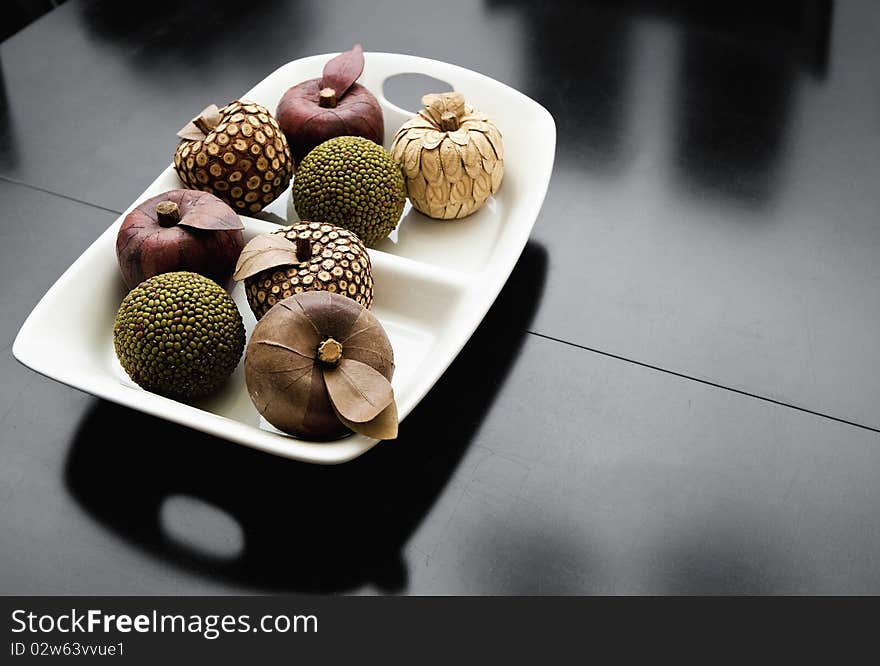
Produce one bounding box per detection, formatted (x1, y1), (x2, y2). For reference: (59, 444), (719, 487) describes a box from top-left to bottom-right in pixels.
(390, 92), (504, 220)
(233, 221), (374, 320)
(173, 101), (294, 214)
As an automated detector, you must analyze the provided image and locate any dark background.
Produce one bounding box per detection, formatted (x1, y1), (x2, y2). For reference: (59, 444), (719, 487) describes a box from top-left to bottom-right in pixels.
(1, 0), (879, 594)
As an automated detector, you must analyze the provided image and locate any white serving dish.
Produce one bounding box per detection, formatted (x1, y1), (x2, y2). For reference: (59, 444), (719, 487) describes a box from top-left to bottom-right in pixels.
(13, 52), (556, 464)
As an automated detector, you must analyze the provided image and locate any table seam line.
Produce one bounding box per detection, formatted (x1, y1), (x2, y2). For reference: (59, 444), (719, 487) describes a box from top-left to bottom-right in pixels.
(0, 175), (123, 215)
(526, 329), (880, 436)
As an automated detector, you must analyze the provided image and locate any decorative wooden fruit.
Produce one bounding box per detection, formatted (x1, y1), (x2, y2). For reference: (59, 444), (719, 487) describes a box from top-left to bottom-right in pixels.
(291, 136), (406, 246)
(116, 189), (244, 289)
(276, 44), (384, 164)
(233, 221), (374, 320)
(390, 92), (504, 220)
(173, 101), (294, 214)
(245, 291), (397, 441)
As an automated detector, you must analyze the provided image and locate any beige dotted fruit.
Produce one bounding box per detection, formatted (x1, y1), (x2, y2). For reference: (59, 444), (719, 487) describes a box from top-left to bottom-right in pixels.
(233, 221), (374, 320)
(174, 101), (294, 214)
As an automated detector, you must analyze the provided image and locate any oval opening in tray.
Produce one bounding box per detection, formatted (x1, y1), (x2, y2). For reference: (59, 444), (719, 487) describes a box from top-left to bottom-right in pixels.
(381, 72), (454, 115)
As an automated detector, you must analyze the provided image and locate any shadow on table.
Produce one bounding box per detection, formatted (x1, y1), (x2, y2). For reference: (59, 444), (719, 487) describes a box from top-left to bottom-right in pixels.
(64, 241), (548, 594)
(489, 0), (832, 207)
(487, 0), (635, 177)
(650, 512), (802, 595)
(0, 62), (19, 171)
(75, 0), (307, 72)
(668, 0), (833, 209)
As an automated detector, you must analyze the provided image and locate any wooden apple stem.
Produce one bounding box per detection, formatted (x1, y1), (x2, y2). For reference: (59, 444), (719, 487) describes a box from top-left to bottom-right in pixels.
(296, 236), (312, 262)
(439, 111), (460, 132)
(156, 201), (180, 227)
(319, 87), (338, 108)
(193, 114), (216, 135)
(317, 338), (343, 365)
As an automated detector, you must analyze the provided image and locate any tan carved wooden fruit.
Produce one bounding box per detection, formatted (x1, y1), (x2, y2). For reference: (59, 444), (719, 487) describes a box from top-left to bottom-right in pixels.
(174, 101), (294, 214)
(390, 92), (504, 220)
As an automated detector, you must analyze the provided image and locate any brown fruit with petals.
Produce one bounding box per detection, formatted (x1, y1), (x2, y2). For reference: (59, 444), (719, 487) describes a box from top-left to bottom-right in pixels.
(245, 291), (396, 441)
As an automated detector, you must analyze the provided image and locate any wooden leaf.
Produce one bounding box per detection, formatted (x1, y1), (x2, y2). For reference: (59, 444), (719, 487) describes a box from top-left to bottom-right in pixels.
(445, 202), (464, 219)
(407, 174), (427, 203)
(420, 146), (443, 184)
(486, 126), (504, 160)
(296, 290), (362, 341)
(439, 139), (463, 181)
(470, 130), (495, 160)
(341, 309), (395, 374)
(463, 120), (493, 134)
(403, 138), (422, 178)
(390, 135), (409, 164)
(450, 177), (471, 204)
(233, 233), (302, 281)
(404, 128), (430, 141)
(257, 300), (322, 358)
(248, 357), (314, 432)
(196, 103), (222, 127)
(391, 127), (407, 145)
(246, 302), (320, 431)
(491, 162), (504, 192)
(447, 129), (470, 146)
(473, 170), (492, 201)
(416, 111), (439, 127)
(321, 44), (364, 99)
(407, 116), (436, 131)
(323, 358), (394, 423)
(174, 191), (244, 231)
(460, 112), (486, 126)
(177, 212), (244, 231)
(333, 400), (398, 439)
(426, 180), (450, 205)
(428, 199), (446, 218)
(176, 123), (207, 141)
(463, 140), (483, 178)
(176, 104), (222, 140)
(421, 131), (445, 150)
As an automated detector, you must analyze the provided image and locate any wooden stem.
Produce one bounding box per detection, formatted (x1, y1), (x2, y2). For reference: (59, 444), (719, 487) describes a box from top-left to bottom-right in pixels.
(439, 111), (460, 132)
(193, 114), (216, 135)
(319, 87), (338, 108)
(156, 201), (181, 227)
(317, 338), (343, 365)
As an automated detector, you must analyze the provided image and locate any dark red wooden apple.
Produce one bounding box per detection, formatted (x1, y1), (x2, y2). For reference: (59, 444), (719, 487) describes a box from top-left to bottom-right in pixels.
(276, 44), (384, 163)
(116, 189), (244, 289)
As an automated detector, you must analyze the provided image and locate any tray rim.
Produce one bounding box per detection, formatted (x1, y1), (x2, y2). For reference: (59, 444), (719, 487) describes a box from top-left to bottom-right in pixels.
(12, 50), (556, 464)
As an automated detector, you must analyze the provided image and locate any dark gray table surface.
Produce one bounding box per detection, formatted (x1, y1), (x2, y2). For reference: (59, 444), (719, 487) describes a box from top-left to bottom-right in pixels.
(1, 0), (878, 594)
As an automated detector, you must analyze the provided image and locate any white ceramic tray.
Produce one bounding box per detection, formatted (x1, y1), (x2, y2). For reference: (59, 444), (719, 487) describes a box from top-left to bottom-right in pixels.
(13, 52), (555, 464)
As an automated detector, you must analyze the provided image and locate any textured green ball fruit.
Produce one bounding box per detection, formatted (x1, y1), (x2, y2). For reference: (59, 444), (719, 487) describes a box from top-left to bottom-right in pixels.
(292, 136), (406, 246)
(113, 271), (245, 400)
